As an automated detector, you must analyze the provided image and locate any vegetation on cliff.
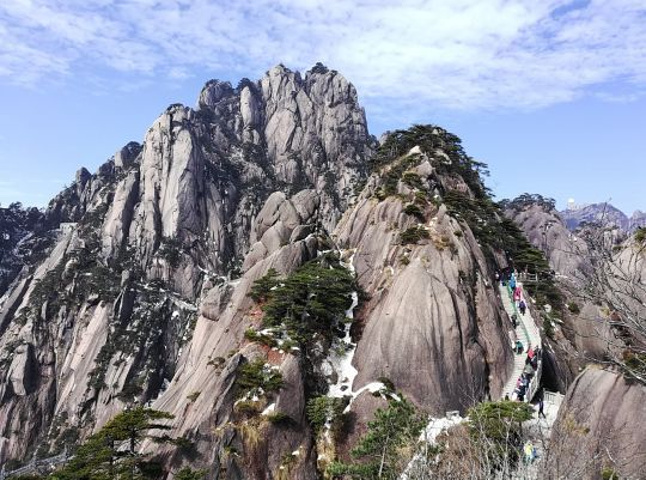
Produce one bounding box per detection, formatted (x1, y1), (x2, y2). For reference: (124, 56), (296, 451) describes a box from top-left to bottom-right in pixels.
(247, 255), (356, 349)
(9, 408), (199, 480)
(372, 125), (561, 309)
(328, 396), (424, 480)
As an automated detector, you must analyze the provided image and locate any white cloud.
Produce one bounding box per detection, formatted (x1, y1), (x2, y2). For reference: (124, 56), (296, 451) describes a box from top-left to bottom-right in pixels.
(0, 0), (645, 114)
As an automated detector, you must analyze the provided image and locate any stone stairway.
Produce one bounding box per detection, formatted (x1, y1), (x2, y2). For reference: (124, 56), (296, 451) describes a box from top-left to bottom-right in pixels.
(510, 392), (564, 480)
(0, 449), (69, 479)
(499, 283), (542, 400)
(400, 281), (555, 480)
(497, 283), (551, 480)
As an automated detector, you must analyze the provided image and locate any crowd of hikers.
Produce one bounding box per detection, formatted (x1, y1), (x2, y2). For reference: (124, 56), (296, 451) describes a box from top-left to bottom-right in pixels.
(497, 269), (541, 403)
(497, 268), (548, 467)
(503, 345), (541, 402)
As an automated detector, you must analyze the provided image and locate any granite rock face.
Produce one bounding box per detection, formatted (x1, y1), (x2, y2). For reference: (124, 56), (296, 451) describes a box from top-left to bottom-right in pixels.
(505, 202), (588, 280)
(630, 209), (646, 230)
(560, 202), (630, 232)
(503, 200), (591, 384)
(547, 368), (646, 479)
(0, 69), (580, 479)
(146, 226), (322, 479)
(335, 152), (512, 416)
(0, 203), (48, 297)
(0, 64), (373, 465)
(503, 198), (642, 390)
(141, 132), (519, 477)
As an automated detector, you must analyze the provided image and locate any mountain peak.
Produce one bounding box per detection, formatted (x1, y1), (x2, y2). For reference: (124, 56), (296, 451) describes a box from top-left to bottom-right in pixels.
(560, 202), (629, 231)
(75, 167), (91, 186)
(0, 64), (377, 465)
(308, 61), (330, 75)
(197, 79), (235, 110)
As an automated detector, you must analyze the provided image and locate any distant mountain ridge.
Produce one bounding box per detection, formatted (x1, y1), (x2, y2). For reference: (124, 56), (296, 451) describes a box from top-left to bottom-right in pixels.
(560, 202), (646, 232)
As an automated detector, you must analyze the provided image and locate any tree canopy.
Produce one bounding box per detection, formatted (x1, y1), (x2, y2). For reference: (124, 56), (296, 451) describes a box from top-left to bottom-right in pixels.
(49, 407), (176, 480)
(328, 397), (424, 479)
(250, 256), (355, 347)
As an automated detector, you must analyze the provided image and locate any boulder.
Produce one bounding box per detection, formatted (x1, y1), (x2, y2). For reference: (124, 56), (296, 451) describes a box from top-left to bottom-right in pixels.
(547, 368), (646, 479)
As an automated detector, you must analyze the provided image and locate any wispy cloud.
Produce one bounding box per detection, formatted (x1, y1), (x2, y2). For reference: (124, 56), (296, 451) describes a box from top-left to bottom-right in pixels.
(1, 0), (645, 112)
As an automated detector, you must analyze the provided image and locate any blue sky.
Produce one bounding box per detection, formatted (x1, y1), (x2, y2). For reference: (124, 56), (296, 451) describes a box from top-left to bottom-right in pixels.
(1, 0), (645, 214)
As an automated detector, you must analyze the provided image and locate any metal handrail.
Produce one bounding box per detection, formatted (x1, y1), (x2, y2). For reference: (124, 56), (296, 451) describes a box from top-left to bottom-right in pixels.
(517, 272), (539, 282)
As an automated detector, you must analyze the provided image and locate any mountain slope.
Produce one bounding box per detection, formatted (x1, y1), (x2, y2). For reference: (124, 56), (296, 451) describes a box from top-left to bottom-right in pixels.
(0, 70), (551, 478)
(0, 203), (50, 298)
(137, 125), (527, 478)
(505, 193), (646, 478)
(334, 132), (513, 415)
(0, 64), (373, 465)
(560, 202), (634, 232)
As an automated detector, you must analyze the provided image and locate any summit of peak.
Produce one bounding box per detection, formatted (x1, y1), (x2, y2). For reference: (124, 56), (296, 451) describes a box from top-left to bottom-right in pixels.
(266, 63), (294, 76)
(308, 62), (330, 75)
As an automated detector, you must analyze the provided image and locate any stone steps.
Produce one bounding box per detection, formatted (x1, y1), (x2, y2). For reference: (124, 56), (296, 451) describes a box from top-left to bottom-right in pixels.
(499, 283), (542, 400)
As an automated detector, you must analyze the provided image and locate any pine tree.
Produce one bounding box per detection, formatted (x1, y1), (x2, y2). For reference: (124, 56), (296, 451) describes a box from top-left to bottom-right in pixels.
(248, 268), (279, 302)
(261, 260), (355, 344)
(53, 407), (175, 480)
(328, 397), (424, 479)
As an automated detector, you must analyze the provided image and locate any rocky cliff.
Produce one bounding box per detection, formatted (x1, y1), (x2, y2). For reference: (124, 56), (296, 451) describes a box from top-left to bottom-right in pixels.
(507, 194), (646, 478)
(334, 138), (512, 415)
(560, 202), (630, 232)
(0, 64), (374, 466)
(502, 195), (614, 391)
(137, 125), (521, 478)
(503, 194), (588, 280)
(0, 68), (542, 478)
(0, 204), (50, 298)
(547, 367), (646, 480)
(560, 202), (646, 233)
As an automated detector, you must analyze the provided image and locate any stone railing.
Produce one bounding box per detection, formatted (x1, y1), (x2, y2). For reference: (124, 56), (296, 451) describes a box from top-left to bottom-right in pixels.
(544, 390), (564, 407)
(0, 449), (69, 480)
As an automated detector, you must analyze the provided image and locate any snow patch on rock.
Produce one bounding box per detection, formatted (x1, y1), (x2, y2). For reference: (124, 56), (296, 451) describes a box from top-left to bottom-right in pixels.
(261, 402), (276, 415)
(325, 250), (359, 398)
(400, 412), (464, 480)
